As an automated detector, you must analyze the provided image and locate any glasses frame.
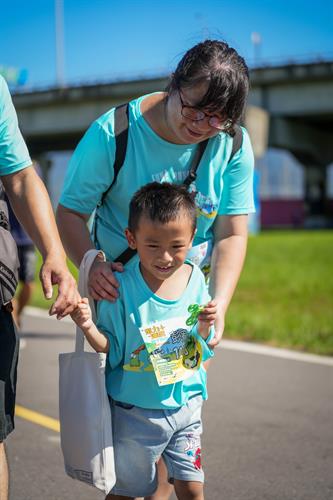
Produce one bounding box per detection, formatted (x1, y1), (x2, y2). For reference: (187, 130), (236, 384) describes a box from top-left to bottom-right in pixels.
(177, 89), (231, 131)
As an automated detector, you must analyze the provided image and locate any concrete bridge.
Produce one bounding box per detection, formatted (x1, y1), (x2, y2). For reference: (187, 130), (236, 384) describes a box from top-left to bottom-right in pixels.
(12, 61), (333, 223)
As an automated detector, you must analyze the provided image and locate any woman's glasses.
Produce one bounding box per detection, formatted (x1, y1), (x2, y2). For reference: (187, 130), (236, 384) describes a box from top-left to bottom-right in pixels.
(178, 90), (231, 131)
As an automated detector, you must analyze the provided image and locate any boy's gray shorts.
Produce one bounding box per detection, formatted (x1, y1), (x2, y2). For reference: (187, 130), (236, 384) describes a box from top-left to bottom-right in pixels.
(110, 394), (204, 498)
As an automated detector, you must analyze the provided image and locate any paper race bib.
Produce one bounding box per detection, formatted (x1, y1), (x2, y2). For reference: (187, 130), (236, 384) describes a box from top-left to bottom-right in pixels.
(139, 316), (203, 387)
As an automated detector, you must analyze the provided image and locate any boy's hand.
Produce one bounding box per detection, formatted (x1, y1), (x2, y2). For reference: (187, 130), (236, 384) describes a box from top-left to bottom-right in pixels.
(70, 297), (93, 330)
(197, 300), (217, 339)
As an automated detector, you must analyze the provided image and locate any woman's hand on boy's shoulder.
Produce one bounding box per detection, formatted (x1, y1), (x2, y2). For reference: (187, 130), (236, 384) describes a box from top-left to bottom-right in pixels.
(88, 258), (124, 302)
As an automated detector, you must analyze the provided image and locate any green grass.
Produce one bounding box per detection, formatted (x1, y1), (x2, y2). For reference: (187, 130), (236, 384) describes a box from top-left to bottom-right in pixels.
(29, 230), (333, 355)
(226, 230), (333, 355)
(30, 256), (78, 309)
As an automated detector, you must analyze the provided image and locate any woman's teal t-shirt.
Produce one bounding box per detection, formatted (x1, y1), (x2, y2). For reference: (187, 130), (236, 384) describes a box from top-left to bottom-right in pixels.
(60, 93), (255, 262)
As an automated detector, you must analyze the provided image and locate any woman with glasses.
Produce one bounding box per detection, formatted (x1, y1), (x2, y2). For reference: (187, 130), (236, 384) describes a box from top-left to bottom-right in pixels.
(57, 39), (254, 499)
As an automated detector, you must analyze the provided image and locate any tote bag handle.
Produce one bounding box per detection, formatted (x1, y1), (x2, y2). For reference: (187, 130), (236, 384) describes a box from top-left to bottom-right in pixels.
(75, 249), (104, 353)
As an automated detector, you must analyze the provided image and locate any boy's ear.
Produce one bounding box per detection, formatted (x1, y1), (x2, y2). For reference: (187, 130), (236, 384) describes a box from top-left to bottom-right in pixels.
(188, 228), (197, 249)
(125, 228), (137, 249)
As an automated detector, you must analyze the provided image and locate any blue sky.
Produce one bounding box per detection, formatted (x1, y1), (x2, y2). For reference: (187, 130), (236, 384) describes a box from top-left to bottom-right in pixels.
(1, 0), (332, 89)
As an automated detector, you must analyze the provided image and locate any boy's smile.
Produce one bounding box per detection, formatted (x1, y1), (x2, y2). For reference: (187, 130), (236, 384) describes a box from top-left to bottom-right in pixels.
(125, 212), (195, 290)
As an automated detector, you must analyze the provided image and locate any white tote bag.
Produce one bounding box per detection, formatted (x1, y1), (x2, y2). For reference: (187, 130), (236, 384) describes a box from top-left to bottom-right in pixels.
(59, 249), (116, 494)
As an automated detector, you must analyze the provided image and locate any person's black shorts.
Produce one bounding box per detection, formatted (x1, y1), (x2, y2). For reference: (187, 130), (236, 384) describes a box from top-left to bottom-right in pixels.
(17, 244), (36, 283)
(0, 307), (19, 441)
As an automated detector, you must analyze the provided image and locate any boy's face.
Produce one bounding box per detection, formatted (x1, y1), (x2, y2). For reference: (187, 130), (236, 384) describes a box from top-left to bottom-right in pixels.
(125, 212), (195, 284)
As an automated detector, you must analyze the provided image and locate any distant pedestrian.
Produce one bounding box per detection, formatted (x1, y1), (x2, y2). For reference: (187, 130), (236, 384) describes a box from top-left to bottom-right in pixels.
(6, 192), (37, 328)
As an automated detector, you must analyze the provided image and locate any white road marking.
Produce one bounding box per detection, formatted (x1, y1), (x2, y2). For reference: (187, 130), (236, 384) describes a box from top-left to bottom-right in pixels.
(218, 339), (333, 367)
(19, 338), (27, 350)
(47, 435), (61, 443)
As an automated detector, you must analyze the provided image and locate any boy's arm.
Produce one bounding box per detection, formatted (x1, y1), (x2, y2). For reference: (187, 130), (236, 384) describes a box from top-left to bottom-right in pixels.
(80, 323), (109, 353)
(71, 273), (125, 367)
(71, 298), (109, 353)
(97, 295), (126, 369)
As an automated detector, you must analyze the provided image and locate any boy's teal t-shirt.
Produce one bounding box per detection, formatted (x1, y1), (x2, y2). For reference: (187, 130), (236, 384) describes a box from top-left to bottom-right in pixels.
(60, 93), (255, 262)
(0, 76), (31, 175)
(97, 260), (214, 410)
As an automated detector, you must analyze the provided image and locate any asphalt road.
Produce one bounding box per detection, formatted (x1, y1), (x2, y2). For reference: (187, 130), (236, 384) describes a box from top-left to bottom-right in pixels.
(6, 310), (333, 500)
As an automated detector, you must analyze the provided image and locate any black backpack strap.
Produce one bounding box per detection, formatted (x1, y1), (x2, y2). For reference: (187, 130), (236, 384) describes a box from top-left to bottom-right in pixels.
(114, 247), (137, 266)
(183, 139), (209, 188)
(229, 125), (243, 162)
(0, 180), (5, 201)
(98, 103), (129, 207)
(93, 103), (129, 243)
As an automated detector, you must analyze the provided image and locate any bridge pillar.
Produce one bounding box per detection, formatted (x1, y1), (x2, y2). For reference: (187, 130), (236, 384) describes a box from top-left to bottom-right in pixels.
(303, 163), (332, 228)
(245, 105), (269, 160)
(269, 116), (333, 227)
(35, 154), (52, 191)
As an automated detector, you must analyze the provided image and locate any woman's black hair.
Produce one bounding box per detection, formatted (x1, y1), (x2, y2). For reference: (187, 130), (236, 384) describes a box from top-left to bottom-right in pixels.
(166, 39), (249, 135)
(128, 182), (197, 235)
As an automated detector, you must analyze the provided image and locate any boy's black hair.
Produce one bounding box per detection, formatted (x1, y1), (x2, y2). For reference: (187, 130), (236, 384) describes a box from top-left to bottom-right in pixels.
(166, 39), (249, 136)
(128, 182), (197, 234)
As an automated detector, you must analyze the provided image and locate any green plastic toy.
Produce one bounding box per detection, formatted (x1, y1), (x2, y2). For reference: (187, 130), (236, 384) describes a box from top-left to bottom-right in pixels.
(186, 304), (204, 326)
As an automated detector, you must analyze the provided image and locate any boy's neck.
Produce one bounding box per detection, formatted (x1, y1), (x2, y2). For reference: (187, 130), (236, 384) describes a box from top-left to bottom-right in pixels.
(139, 262), (193, 300)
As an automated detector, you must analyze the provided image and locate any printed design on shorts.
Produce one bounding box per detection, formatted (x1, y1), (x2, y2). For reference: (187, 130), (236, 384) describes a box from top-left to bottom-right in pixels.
(139, 317), (203, 386)
(189, 184), (217, 219)
(184, 433), (202, 470)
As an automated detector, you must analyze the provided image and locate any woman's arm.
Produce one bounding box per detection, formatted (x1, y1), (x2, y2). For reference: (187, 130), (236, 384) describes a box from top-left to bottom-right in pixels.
(56, 203), (123, 301)
(71, 298), (109, 353)
(56, 204), (94, 267)
(209, 214), (248, 347)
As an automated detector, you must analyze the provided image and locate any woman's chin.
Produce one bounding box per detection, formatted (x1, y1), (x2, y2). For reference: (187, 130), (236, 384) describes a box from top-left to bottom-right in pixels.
(184, 126), (206, 142)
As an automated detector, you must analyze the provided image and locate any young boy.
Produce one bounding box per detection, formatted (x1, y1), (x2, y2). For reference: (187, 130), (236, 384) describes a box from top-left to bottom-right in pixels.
(71, 182), (217, 500)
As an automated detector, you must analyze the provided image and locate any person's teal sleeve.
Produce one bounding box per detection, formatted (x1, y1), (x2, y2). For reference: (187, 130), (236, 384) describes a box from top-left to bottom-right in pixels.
(59, 119), (116, 214)
(0, 76), (31, 176)
(218, 127), (255, 215)
(96, 296), (125, 370)
(192, 324), (214, 362)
